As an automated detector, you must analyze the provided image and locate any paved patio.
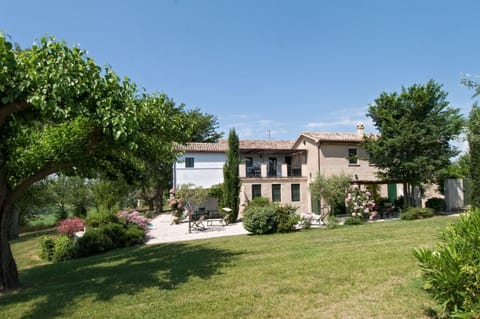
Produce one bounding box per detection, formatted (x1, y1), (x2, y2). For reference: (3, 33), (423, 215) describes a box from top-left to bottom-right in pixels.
(145, 213), (250, 245)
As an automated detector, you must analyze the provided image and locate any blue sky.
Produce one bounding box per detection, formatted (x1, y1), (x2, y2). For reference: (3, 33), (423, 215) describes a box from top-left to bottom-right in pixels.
(2, 0), (479, 142)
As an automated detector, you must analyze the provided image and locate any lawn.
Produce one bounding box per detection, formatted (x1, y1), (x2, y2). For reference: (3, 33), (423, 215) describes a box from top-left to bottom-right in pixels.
(1, 216), (457, 318)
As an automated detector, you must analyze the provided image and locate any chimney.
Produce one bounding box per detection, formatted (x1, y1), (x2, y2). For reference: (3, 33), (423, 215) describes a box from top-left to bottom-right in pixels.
(356, 122), (365, 136)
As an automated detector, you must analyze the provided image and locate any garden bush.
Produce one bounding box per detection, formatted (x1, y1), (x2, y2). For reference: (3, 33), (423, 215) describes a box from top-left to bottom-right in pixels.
(52, 235), (75, 262)
(99, 223), (128, 248)
(243, 201), (300, 234)
(425, 197), (447, 213)
(275, 205), (300, 233)
(85, 210), (119, 228)
(400, 207), (434, 220)
(117, 210), (149, 230)
(75, 228), (114, 257)
(39, 235), (75, 262)
(124, 225), (146, 246)
(414, 208), (480, 317)
(343, 216), (363, 225)
(39, 235), (55, 261)
(242, 206), (277, 234)
(57, 217), (85, 237)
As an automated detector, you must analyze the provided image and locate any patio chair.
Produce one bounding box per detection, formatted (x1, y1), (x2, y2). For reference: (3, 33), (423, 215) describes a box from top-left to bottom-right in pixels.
(192, 215), (206, 230)
(206, 214), (231, 227)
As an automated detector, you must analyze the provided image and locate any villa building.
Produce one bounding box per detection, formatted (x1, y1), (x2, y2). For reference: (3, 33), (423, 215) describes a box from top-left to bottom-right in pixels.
(173, 123), (402, 214)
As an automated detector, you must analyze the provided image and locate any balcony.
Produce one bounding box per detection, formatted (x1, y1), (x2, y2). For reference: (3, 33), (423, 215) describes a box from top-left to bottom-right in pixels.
(240, 163), (305, 178)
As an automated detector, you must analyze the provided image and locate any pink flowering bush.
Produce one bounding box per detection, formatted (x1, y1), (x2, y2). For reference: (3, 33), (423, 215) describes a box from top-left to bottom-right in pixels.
(345, 184), (376, 219)
(57, 217), (85, 237)
(116, 211), (149, 230)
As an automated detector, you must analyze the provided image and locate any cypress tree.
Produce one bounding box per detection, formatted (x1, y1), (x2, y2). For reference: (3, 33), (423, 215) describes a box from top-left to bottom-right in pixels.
(468, 105), (480, 207)
(223, 129), (240, 222)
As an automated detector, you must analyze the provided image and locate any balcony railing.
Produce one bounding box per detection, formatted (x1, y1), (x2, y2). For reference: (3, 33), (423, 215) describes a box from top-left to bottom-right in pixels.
(246, 166), (261, 177)
(240, 163), (304, 178)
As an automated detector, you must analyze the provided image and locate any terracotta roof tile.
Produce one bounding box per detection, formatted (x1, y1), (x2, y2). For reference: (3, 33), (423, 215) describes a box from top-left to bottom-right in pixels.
(177, 139), (295, 153)
(301, 132), (366, 143)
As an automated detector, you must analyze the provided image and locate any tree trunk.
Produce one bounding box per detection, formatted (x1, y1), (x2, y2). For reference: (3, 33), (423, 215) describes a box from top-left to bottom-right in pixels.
(0, 201), (21, 292)
(156, 185), (164, 213)
(8, 208), (19, 240)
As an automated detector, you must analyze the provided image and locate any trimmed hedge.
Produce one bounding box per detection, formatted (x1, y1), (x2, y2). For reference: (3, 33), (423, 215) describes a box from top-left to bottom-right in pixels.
(400, 207), (434, 220)
(425, 197), (446, 213)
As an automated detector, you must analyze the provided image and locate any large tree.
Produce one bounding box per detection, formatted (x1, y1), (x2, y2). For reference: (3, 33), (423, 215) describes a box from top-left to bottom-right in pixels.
(137, 109), (222, 213)
(364, 80), (464, 207)
(468, 105), (480, 207)
(0, 35), (192, 292)
(223, 129), (240, 222)
(464, 76), (480, 208)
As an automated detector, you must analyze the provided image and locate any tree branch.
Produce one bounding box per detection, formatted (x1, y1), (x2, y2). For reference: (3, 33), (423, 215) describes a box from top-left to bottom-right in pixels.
(8, 162), (73, 207)
(0, 101), (30, 128)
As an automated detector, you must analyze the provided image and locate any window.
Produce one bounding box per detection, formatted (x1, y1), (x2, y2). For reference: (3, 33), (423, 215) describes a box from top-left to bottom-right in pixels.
(252, 184), (261, 199)
(185, 157), (194, 168)
(268, 157), (277, 177)
(348, 148), (358, 165)
(272, 184), (281, 202)
(291, 184), (300, 202)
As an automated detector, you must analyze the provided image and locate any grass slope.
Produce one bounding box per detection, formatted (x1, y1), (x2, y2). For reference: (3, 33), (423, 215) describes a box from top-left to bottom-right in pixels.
(1, 216), (457, 318)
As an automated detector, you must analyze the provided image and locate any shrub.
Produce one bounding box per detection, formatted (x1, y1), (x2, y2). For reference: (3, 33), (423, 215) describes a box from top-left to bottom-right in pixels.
(125, 225), (146, 246)
(242, 206), (277, 234)
(57, 217), (85, 237)
(39, 235), (55, 261)
(75, 228), (114, 257)
(117, 210), (149, 230)
(85, 210), (119, 228)
(400, 207), (434, 220)
(343, 217), (363, 225)
(425, 197), (447, 213)
(247, 197), (271, 208)
(99, 223), (128, 248)
(52, 235), (75, 262)
(414, 208), (480, 317)
(275, 205), (300, 233)
(39, 235), (75, 262)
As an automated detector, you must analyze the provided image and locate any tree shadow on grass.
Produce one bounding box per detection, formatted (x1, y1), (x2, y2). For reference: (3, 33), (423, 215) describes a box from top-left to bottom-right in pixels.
(1, 242), (242, 318)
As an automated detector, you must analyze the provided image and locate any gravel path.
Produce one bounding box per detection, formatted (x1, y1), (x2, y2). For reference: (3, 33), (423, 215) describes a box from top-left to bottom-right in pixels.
(145, 213), (250, 245)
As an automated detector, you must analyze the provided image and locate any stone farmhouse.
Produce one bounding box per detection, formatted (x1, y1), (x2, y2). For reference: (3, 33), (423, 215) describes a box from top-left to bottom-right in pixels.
(173, 123), (403, 214)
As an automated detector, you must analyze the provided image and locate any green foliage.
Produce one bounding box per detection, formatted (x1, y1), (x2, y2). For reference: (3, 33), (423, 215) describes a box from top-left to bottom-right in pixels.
(400, 207), (434, 220)
(468, 105), (480, 208)
(208, 183), (224, 209)
(175, 184), (210, 212)
(184, 108), (223, 143)
(242, 206), (277, 234)
(75, 228), (114, 257)
(39, 235), (55, 261)
(223, 129), (241, 222)
(309, 173), (351, 211)
(343, 217), (363, 225)
(39, 235), (75, 262)
(92, 179), (132, 212)
(84, 210), (119, 228)
(52, 235), (75, 262)
(364, 80), (464, 206)
(414, 208), (480, 317)
(275, 205), (300, 233)
(425, 198), (447, 213)
(98, 223), (128, 248)
(1, 34), (195, 291)
(248, 196), (271, 207)
(124, 225), (146, 246)
(242, 200), (299, 234)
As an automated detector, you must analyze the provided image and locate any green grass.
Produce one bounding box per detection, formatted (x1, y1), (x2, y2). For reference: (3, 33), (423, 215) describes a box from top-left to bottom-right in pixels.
(1, 216), (458, 318)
